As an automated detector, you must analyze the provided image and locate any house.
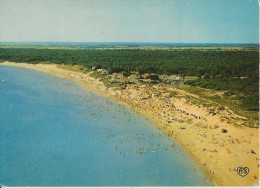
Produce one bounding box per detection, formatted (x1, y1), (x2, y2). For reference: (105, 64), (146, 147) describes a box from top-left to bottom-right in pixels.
(159, 75), (168, 80)
(106, 74), (113, 79)
(128, 74), (138, 83)
(152, 93), (160, 97)
(101, 69), (108, 75)
(120, 77), (129, 84)
(233, 76), (248, 79)
(91, 66), (96, 70)
(168, 75), (183, 81)
(159, 75), (164, 79)
(110, 77), (121, 83)
(143, 73), (150, 78)
(97, 69), (103, 72)
(131, 71), (139, 75)
(129, 74), (138, 78)
(143, 79), (152, 84)
(151, 80), (159, 84)
(128, 77), (136, 83)
(176, 75), (183, 80)
(112, 72), (124, 78)
(184, 76), (198, 82)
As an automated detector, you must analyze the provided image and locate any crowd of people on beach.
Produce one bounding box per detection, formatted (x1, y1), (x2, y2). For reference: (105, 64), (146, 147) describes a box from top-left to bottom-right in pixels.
(112, 87), (208, 126)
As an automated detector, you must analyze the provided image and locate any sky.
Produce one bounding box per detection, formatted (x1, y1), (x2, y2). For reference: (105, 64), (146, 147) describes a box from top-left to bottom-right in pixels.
(0, 0), (259, 43)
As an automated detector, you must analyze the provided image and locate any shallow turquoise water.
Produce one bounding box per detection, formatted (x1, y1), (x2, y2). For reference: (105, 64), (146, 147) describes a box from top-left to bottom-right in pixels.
(0, 66), (211, 186)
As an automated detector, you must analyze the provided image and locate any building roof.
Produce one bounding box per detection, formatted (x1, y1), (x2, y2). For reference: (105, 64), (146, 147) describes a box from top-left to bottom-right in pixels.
(111, 77), (121, 81)
(185, 76), (198, 78)
(120, 77), (128, 81)
(143, 79), (151, 82)
(112, 72), (123, 75)
(129, 74), (138, 78)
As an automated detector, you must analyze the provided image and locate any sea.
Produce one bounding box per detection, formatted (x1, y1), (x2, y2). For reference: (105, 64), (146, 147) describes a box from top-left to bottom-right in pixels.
(0, 65), (212, 186)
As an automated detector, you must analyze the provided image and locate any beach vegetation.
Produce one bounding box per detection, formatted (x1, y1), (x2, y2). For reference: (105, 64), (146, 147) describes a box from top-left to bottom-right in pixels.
(179, 85), (258, 128)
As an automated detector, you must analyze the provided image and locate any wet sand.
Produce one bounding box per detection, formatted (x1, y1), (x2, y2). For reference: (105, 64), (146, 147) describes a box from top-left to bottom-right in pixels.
(1, 62), (259, 186)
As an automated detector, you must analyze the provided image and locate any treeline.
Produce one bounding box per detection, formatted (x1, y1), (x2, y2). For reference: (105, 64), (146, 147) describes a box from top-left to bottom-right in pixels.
(0, 48), (258, 80)
(187, 77), (258, 93)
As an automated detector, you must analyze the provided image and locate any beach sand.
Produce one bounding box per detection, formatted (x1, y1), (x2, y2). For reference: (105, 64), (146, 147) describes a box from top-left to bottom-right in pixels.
(1, 62), (259, 186)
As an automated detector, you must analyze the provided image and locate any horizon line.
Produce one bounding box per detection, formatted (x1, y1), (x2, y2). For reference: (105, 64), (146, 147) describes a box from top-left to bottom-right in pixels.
(0, 41), (259, 43)
(0, 41), (259, 45)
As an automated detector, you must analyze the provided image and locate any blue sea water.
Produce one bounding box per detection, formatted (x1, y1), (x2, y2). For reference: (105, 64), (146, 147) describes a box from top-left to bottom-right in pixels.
(0, 66), (212, 186)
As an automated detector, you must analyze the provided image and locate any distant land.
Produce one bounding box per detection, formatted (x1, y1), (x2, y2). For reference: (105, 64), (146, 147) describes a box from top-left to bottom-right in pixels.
(0, 42), (259, 49)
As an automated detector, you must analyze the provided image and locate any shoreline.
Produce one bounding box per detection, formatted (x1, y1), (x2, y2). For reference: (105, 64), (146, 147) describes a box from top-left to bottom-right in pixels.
(1, 62), (259, 186)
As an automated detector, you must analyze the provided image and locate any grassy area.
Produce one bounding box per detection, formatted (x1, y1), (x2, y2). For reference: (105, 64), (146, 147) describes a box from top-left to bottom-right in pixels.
(186, 78), (259, 112)
(179, 85), (259, 128)
(89, 71), (121, 88)
(89, 71), (102, 79)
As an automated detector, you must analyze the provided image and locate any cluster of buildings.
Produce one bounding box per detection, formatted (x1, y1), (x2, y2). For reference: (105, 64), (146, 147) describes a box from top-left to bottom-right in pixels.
(91, 67), (198, 85)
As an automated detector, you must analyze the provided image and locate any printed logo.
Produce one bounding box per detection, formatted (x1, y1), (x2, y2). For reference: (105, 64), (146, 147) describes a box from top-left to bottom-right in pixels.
(236, 167), (249, 177)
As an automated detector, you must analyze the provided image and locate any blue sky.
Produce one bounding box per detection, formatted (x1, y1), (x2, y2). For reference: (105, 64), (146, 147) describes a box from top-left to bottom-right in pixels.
(0, 0), (258, 43)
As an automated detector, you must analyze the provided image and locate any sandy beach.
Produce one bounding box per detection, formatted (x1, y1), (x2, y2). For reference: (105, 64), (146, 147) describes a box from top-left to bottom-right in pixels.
(1, 62), (259, 186)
